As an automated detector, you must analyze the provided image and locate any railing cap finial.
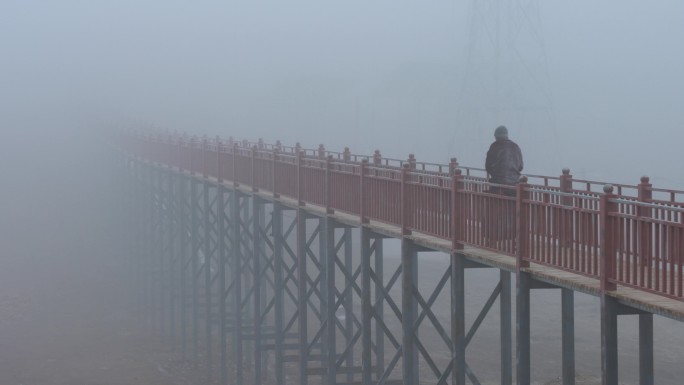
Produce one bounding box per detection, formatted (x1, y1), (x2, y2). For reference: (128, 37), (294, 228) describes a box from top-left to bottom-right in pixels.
(562, 168), (571, 175)
(640, 175), (650, 184)
(603, 184), (614, 194)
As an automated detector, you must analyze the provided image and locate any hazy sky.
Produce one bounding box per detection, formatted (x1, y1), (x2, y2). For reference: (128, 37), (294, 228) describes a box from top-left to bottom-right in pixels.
(2, 1), (683, 187)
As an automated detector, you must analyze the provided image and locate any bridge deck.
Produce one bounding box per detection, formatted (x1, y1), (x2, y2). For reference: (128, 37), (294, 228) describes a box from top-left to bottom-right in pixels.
(192, 170), (684, 322)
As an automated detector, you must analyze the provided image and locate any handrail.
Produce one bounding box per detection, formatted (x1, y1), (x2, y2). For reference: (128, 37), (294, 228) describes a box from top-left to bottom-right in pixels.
(122, 131), (684, 301)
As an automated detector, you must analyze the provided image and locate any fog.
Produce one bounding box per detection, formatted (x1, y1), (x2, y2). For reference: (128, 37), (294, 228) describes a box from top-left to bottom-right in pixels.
(1, 1), (683, 384)
(3, 1), (684, 184)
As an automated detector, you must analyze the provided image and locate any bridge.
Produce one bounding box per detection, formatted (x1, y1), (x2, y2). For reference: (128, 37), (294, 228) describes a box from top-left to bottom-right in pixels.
(120, 131), (684, 385)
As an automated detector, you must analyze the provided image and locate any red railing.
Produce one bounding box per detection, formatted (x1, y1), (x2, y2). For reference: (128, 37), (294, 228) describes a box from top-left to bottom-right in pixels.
(124, 132), (684, 301)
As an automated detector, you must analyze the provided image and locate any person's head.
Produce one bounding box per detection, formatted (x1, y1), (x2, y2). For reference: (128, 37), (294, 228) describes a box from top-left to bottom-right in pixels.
(494, 125), (508, 140)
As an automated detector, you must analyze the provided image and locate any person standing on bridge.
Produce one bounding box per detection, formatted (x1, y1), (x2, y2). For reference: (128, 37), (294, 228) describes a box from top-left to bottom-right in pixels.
(484, 125), (523, 246)
(485, 125), (523, 196)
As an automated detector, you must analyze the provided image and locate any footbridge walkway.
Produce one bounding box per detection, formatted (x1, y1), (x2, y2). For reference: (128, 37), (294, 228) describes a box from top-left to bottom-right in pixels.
(119, 131), (684, 385)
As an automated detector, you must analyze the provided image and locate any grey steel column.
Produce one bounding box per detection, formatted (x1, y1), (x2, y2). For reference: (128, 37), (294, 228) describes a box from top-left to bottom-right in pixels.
(179, 174), (188, 360)
(401, 238), (418, 385)
(203, 181), (213, 380)
(516, 271), (531, 385)
(217, 185), (228, 385)
(232, 191), (243, 385)
(561, 288), (575, 385)
(501, 270), (512, 385)
(600, 294), (618, 385)
(374, 238), (385, 380)
(343, 228), (353, 384)
(297, 210), (309, 385)
(361, 228), (372, 385)
(324, 218), (336, 385)
(253, 198), (263, 385)
(191, 179), (200, 365)
(134, 161), (144, 326)
(452, 253), (465, 385)
(168, 170), (176, 346)
(639, 313), (654, 385)
(158, 168), (166, 336)
(146, 164), (154, 329)
(273, 204), (285, 385)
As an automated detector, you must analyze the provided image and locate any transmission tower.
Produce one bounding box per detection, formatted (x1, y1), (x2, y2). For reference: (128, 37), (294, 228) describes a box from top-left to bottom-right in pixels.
(451, 0), (560, 171)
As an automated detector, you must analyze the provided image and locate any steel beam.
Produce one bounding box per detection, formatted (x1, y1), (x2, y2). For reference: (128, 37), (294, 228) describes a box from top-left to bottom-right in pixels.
(639, 313), (654, 385)
(401, 238), (418, 385)
(562, 288), (575, 385)
(516, 271), (531, 385)
(600, 294), (618, 385)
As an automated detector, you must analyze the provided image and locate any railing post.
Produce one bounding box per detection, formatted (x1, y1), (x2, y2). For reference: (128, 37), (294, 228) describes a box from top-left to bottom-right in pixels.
(600, 185), (617, 292)
(325, 155), (333, 214)
(189, 136), (197, 175)
(297, 150), (304, 206)
(634, 175), (653, 287)
(251, 145), (258, 192)
(560, 168), (573, 254)
(408, 153), (416, 169)
(401, 163), (411, 235)
(637, 176), (652, 288)
(216, 136), (223, 183)
(360, 159), (368, 223)
(232, 143), (239, 187)
(272, 147), (280, 198)
(373, 150), (381, 166)
(560, 168), (573, 205)
(318, 144), (326, 159)
(176, 136), (183, 172)
(343, 147), (351, 162)
(451, 166), (464, 251)
(516, 176), (530, 270)
(202, 136), (208, 178)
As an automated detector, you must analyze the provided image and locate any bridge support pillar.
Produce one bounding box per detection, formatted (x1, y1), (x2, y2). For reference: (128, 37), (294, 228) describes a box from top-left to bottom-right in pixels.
(600, 298), (655, 385)
(516, 271), (531, 385)
(451, 253), (465, 385)
(401, 238), (418, 385)
(601, 295), (618, 385)
(501, 270), (512, 385)
(562, 288), (575, 385)
(296, 209), (310, 385)
(639, 313), (654, 385)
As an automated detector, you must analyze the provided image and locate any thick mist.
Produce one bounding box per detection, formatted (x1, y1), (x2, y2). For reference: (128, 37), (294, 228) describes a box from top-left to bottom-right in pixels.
(3, 1), (684, 185)
(2, 1), (684, 384)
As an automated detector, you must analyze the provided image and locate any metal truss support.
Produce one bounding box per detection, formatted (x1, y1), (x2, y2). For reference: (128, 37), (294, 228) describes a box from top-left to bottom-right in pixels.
(517, 271), (531, 385)
(127, 159), (673, 385)
(296, 212), (327, 384)
(251, 196), (276, 385)
(166, 169), (178, 347)
(178, 173), (190, 361)
(361, 227), (394, 385)
(401, 239), (418, 385)
(190, 177), (202, 366)
(271, 204), (302, 385)
(639, 313), (654, 385)
(562, 288), (575, 385)
(452, 253), (465, 385)
(600, 297), (655, 385)
(232, 189), (246, 385)
(601, 294), (618, 385)
(517, 274), (576, 385)
(296, 209), (310, 385)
